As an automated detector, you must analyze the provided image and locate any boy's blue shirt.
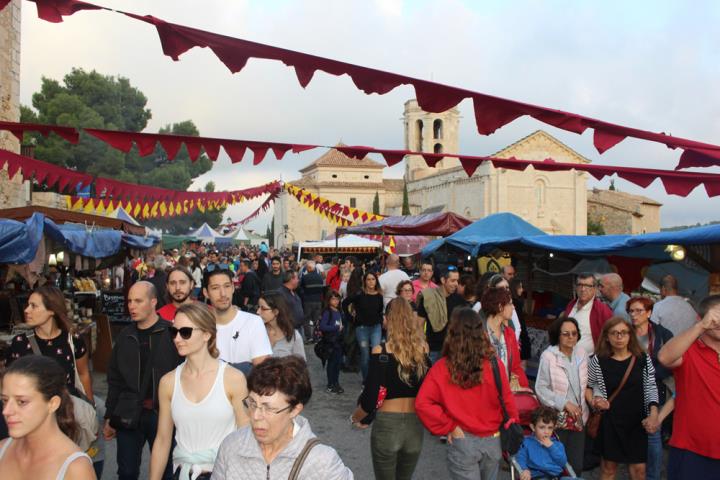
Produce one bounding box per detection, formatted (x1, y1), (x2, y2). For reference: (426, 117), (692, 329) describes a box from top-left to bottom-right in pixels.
(515, 435), (568, 478)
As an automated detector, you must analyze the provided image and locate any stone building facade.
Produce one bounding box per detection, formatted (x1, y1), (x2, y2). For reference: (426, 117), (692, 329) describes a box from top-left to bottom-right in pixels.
(0, 0), (26, 209)
(587, 188), (662, 234)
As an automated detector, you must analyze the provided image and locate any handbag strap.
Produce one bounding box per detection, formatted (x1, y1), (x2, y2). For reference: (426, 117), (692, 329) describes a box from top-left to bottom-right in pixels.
(607, 355), (636, 404)
(490, 356), (512, 424)
(27, 332), (42, 355)
(137, 330), (161, 406)
(288, 437), (321, 480)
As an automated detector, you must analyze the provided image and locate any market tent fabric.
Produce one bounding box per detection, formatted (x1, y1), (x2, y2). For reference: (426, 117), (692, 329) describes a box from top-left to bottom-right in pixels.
(162, 234), (200, 250)
(0, 213), (45, 264)
(224, 228), (250, 243)
(338, 212), (472, 236)
(0, 205), (146, 236)
(644, 262), (708, 304)
(107, 206), (140, 226)
(423, 212), (547, 256)
(189, 223), (222, 243)
(298, 234), (382, 257)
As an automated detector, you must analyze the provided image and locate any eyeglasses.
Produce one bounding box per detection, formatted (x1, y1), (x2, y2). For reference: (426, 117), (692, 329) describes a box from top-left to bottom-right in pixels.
(560, 331), (579, 338)
(608, 330), (630, 339)
(400, 288), (414, 293)
(206, 263), (230, 272)
(576, 283), (595, 289)
(168, 326), (200, 339)
(628, 308), (646, 314)
(243, 398), (293, 416)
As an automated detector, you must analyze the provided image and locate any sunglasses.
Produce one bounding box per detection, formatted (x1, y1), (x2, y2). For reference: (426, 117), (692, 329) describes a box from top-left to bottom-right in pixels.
(169, 326), (200, 339)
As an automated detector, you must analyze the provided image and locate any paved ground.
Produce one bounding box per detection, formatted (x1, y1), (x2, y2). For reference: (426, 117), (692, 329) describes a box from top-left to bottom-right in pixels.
(94, 345), (648, 479)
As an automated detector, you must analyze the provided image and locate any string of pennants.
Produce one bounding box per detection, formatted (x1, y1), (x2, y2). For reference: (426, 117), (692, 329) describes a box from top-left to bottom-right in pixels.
(6, 0), (720, 169)
(284, 183), (384, 227)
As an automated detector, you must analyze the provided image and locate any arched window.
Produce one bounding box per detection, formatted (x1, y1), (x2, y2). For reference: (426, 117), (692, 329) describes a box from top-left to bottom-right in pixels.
(433, 143), (443, 154)
(535, 180), (546, 209)
(433, 119), (443, 139)
(416, 119), (424, 152)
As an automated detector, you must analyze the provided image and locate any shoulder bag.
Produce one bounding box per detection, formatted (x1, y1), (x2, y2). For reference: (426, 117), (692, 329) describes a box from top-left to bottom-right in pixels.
(288, 437), (321, 480)
(586, 355), (636, 439)
(490, 356), (524, 455)
(27, 332), (98, 451)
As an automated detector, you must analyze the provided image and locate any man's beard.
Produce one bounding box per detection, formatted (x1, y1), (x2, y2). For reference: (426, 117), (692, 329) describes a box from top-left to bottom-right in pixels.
(171, 291), (192, 304)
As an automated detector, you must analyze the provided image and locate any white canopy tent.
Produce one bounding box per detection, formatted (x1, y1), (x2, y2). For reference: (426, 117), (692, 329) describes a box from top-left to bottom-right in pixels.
(296, 234), (383, 261)
(190, 222), (223, 244)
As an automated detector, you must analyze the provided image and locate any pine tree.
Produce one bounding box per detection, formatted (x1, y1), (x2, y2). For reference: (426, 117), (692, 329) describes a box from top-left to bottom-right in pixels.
(402, 182), (410, 215)
(373, 191), (380, 215)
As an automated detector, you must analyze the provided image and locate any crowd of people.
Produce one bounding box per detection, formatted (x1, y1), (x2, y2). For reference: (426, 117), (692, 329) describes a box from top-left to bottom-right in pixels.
(0, 242), (719, 480)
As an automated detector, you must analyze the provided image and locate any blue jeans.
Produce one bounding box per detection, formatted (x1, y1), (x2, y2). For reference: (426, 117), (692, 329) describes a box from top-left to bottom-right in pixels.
(116, 409), (173, 480)
(646, 430), (662, 480)
(356, 324), (382, 381)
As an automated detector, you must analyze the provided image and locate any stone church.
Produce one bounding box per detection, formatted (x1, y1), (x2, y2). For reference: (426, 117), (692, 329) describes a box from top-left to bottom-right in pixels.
(273, 99), (656, 245)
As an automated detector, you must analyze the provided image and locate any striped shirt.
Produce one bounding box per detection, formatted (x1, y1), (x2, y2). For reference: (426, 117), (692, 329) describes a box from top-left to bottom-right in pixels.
(587, 353), (659, 415)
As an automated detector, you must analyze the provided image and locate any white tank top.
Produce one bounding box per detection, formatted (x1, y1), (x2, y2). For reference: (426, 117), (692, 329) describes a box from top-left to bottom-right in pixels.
(171, 361), (236, 473)
(0, 438), (91, 479)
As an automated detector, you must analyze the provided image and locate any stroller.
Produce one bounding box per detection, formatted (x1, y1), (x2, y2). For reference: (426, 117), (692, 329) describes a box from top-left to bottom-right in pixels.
(505, 391), (580, 480)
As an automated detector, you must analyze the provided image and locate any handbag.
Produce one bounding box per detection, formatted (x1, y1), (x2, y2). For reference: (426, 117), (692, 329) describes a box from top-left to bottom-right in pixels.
(490, 356), (525, 455)
(587, 355), (636, 439)
(109, 338), (159, 430)
(27, 332), (99, 451)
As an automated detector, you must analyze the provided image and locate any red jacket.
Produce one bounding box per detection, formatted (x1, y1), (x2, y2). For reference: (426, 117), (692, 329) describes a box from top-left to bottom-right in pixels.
(500, 325), (529, 388)
(563, 297), (613, 346)
(326, 265), (341, 292)
(415, 357), (519, 437)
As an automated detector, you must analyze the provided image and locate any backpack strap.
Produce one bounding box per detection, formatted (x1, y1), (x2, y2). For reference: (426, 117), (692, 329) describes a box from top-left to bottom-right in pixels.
(26, 332), (42, 355)
(288, 437), (321, 480)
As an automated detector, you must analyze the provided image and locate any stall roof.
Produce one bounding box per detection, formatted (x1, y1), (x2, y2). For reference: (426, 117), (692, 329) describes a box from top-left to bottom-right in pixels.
(0, 206), (146, 236)
(338, 212), (471, 236)
(298, 234), (382, 256)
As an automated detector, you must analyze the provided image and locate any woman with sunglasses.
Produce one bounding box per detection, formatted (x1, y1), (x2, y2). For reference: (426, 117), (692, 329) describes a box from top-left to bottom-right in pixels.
(627, 296), (674, 480)
(535, 317), (588, 474)
(149, 303), (249, 480)
(586, 316), (659, 480)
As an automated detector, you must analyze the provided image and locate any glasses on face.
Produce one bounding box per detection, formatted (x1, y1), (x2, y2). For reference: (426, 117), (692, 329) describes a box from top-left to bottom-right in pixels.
(560, 331), (579, 338)
(576, 283), (595, 290)
(243, 398), (293, 416)
(168, 326), (200, 340)
(608, 330), (630, 339)
(628, 308), (646, 314)
(206, 263), (230, 272)
(400, 288), (414, 293)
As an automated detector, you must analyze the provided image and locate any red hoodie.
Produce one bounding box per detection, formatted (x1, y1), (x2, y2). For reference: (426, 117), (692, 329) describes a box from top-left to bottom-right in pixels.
(563, 297), (613, 347)
(415, 357), (519, 437)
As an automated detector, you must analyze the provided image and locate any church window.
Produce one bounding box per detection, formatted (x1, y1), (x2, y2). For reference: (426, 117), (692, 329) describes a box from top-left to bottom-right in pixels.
(416, 120), (424, 152)
(350, 198), (357, 208)
(433, 143), (443, 154)
(535, 180), (546, 208)
(433, 119), (443, 139)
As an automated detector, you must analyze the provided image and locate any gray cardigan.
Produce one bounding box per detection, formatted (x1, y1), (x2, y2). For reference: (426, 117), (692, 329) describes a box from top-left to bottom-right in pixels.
(211, 415), (353, 480)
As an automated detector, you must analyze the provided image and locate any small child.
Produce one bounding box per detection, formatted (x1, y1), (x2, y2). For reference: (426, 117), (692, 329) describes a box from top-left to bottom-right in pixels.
(516, 406), (572, 480)
(319, 289), (344, 394)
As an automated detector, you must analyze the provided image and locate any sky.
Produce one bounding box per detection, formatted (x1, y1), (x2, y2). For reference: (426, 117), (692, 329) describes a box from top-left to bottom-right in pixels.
(16, 0), (720, 231)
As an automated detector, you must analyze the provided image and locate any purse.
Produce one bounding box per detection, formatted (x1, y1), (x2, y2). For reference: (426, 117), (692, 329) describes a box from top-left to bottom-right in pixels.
(490, 356), (525, 455)
(587, 355), (636, 439)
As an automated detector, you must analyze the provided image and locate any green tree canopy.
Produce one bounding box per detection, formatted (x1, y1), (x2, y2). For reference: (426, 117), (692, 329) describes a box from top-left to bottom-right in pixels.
(372, 191), (380, 215)
(21, 68), (223, 232)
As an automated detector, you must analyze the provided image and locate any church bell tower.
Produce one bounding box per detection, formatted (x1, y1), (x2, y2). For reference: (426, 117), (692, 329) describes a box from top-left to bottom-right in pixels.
(403, 99), (460, 181)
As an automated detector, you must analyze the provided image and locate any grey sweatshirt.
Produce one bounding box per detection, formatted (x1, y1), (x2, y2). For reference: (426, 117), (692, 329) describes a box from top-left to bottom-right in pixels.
(211, 415), (354, 480)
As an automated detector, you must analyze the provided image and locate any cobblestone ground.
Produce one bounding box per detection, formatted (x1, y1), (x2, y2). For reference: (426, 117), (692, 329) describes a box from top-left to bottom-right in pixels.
(94, 345), (651, 479)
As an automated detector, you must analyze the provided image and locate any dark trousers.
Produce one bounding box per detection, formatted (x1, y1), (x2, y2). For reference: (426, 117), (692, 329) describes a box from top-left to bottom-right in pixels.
(668, 447), (720, 480)
(326, 342), (343, 387)
(303, 301), (322, 339)
(116, 409), (173, 480)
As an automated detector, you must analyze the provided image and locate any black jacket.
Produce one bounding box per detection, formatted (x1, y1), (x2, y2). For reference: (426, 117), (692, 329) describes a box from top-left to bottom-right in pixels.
(239, 270), (262, 306)
(105, 319), (182, 419)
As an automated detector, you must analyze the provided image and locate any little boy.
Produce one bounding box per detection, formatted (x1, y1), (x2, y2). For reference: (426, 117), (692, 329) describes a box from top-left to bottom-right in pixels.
(516, 406), (571, 480)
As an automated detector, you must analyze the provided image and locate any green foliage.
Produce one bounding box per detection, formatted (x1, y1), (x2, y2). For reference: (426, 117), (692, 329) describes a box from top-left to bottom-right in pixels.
(609, 179), (616, 191)
(587, 214), (606, 236)
(402, 181), (410, 215)
(373, 191), (380, 215)
(146, 181), (225, 234)
(22, 68), (222, 233)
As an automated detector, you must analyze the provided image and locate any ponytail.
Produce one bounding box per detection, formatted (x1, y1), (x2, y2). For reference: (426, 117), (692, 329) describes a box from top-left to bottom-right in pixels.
(57, 388), (79, 441)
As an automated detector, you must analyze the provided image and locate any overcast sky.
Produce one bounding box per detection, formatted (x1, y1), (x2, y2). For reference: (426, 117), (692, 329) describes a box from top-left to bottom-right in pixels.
(18, 0), (720, 230)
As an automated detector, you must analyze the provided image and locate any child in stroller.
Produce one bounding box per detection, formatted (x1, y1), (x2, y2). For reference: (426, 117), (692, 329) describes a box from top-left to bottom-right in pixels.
(513, 405), (579, 479)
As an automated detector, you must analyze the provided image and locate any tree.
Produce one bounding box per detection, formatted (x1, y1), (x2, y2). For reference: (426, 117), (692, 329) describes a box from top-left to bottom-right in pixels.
(587, 213), (606, 236)
(372, 191), (380, 215)
(146, 181), (225, 234)
(402, 181), (411, 215)
(609, 179), (616, 191)
(268, 214), (276, 247)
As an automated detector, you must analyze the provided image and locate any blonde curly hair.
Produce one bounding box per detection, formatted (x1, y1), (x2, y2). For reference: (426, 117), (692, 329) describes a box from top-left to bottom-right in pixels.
(385, 298), (429, 385)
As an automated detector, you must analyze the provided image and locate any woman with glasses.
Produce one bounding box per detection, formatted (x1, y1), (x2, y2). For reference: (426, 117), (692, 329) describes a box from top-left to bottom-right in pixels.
(535, 317), (588, 474)
(627, 296), (674, 480)
(212, 356), (353, 479)
(149, 303), (249, 480)
(586, 316), (659, 480)
(257, 293), (306, 359)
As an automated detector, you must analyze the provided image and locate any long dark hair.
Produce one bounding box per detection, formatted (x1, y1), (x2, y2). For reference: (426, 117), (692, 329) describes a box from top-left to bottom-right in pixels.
(260, 292), (295, 342)
(32, 285), (73, 333)
(4, 355), (77, 440)
(442, 307), (495, 388)
(346, 268), (364, 297)
(323, 289), (342, 314)
(363, 271), (382, 295)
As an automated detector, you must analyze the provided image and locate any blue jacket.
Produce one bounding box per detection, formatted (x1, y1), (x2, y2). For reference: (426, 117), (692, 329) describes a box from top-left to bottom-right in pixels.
(515, 436), (567, 478)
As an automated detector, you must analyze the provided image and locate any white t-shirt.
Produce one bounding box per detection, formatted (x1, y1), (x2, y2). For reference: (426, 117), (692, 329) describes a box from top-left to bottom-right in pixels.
(569, 299), (595, 356)
(216, 309), (273, 364)
(379, 269), (410, 307)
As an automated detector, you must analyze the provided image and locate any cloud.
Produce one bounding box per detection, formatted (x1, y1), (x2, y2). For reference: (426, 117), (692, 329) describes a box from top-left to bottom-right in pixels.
(18, 0), (720, 228)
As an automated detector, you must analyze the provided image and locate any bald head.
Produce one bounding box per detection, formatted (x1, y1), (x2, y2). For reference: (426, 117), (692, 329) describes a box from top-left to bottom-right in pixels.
(130, 280), (158, 301)
(128, 281), (158, 325)
(386, 254), (400, 269)
(600, 273), (623, 301)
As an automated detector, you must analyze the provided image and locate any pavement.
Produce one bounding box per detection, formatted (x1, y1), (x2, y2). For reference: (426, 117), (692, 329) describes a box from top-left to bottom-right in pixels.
(93, 345), (646, 479)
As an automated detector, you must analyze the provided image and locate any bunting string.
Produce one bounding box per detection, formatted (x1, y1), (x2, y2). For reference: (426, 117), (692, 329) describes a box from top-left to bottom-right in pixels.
(7, 0), (720, 169)
(285, 183), (384, 227)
